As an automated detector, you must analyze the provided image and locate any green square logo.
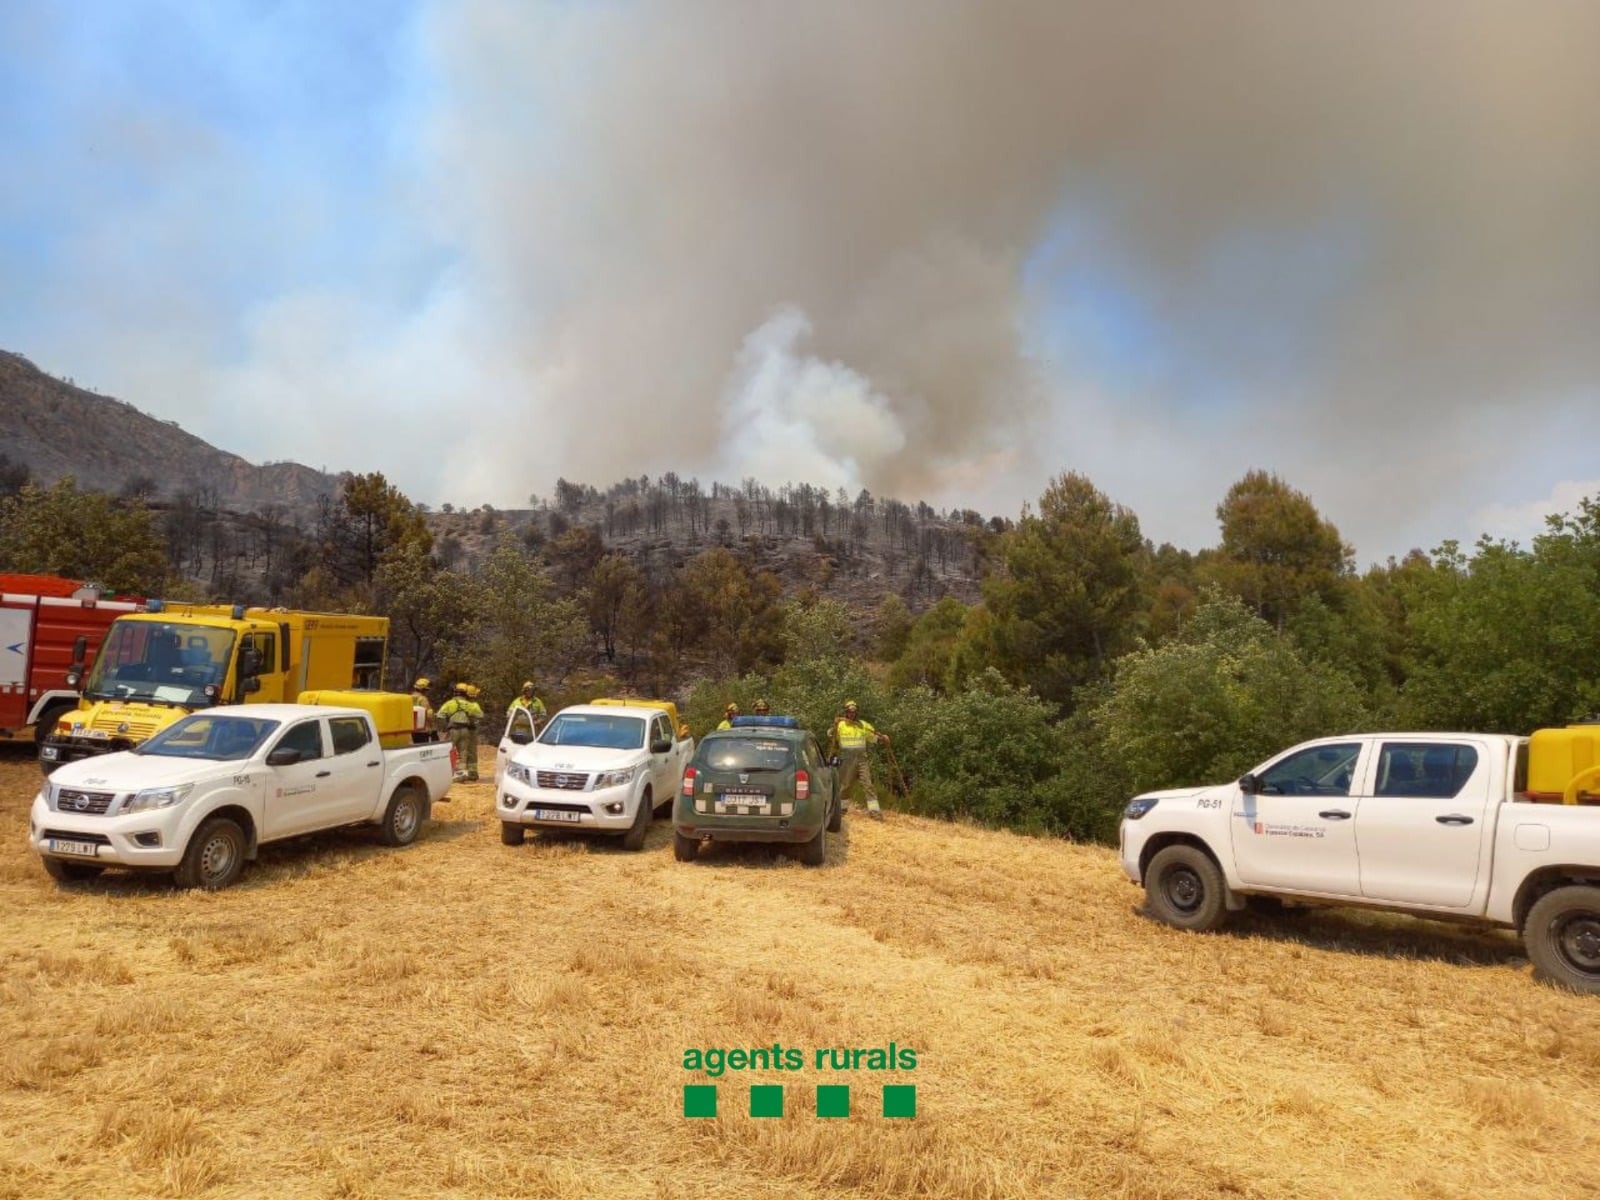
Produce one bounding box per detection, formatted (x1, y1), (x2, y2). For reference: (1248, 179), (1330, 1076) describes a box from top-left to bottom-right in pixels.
(883, 1085), (917, 1119)
(750, 1085), (784, 1118)
(683, 1084), (717, 1119)
(817, 1085), (850, 1119)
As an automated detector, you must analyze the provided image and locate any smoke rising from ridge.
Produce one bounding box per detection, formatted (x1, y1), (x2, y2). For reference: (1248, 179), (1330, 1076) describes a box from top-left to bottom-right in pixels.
(418, 0), (1597, 542)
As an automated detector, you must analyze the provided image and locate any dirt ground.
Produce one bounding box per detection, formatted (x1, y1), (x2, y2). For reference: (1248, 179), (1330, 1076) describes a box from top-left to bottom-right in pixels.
(2, 745), (1597, 1200)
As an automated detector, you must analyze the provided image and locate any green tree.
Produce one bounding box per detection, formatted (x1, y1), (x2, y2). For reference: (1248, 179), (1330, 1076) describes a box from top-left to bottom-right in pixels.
(985, 472), (1147, 704)
(373, 542), (484, 687)
(1203, 470), (1351, 629)
(587, 553), (646, 663)
(0, 477), (166, 593)
(460, 540), (589, 712)
(1059, 591), (1373, 838)
(875, 594), (913, 661)
(782, 596), (858, 665)
(325, 472), (433, 587)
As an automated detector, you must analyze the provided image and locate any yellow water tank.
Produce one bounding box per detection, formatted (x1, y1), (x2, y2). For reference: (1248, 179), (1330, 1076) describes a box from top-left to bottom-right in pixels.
(1527, 724), (1600, 804)
(297, 689), (417, 750)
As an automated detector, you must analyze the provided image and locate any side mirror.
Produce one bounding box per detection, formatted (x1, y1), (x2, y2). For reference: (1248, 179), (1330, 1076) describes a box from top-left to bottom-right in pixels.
(828, 755), (840, 769)
(239, 648), (262, 678)
(509, 728), (533, 745)
(70, 635), (88, 671)
(1237, 772), (1258, 795)
(266, 746), (302, 766)
(650, 738), (673, 754)
(240, 676), (261, 696)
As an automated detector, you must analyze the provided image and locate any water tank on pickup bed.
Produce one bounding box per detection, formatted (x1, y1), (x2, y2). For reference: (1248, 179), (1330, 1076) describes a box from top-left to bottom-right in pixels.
(297, 689), (418, 750)
(1527, 722), (1600, 804)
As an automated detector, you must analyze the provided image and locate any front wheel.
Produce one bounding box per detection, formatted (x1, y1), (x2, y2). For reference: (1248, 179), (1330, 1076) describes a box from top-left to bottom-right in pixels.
(673, 831), (699, 862)
(621, 789), (653, 852)
(1144, 844), (1229, 932)
(379, 785), (424, 847)
(1525, 885), (1600, 995)
(175, 817), (247, 891)
(42, 857), (105, 883)
(500, 821), (526, 846)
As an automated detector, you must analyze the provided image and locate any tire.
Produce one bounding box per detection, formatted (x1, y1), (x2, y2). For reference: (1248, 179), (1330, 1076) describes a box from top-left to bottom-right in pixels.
(1525, 885), (1600, 995)
(621, 788), (653, 852)
(379, 785), (424, 847)
(34, 703), (73, 750)
(826, 788), (842, 834)
(796, 823), (827, 867)
(174, 817), (248, 891)
(1144, 844), (1229, 932)
(673, 830), (699, 862)
(500, 821), (526, 846)
(42, 857), (105, 883)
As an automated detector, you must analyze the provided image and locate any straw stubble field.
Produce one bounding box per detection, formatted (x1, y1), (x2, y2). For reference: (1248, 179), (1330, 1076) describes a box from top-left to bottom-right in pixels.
(2, 746), (1598, 1200)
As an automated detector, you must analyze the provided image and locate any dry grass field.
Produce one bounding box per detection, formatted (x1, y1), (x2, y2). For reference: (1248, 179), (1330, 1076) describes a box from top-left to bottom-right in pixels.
(3, 746), (1598, 1200)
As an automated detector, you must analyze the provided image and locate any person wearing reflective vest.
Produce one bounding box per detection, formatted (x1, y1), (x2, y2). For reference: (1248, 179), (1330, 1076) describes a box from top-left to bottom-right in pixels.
(716, 702), (739, 731)
(509, 681), (547, 729)
(831, 699), (890, 820)
(411, 677), (435, 739)
(437, 683), (485, 781)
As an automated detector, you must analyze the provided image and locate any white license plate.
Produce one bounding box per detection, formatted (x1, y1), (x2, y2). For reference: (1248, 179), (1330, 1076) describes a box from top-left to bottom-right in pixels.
(720, 790), (767, 801)
(531, 809), (583, 823)
(47, 838), (99, 858)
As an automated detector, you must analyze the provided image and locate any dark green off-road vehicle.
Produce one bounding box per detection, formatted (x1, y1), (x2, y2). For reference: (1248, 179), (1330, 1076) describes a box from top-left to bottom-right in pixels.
(674, 716), (840, 866)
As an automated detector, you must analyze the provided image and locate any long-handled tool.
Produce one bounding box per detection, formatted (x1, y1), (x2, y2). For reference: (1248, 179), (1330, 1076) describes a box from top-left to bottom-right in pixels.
(883, 742), (911, 799)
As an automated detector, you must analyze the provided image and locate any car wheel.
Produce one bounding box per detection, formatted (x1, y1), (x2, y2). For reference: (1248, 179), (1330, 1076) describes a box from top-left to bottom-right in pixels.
(621, 789), (652, 851)
(379, 785), (424, 847)
(796, 823), (827, 867)
(174, 817), (247, 891)
(500, 821), (526, 846)
(1144, 844), (1229, 932)
(826, 788), (842, 833)
(673, 830), (699, 862)
(1525, 885), (1600, 995)
(42, 857), (105, 883)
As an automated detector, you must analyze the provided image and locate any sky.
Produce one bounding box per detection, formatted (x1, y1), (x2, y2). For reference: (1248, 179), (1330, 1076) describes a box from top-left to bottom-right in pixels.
(1, 0), (1596, 568)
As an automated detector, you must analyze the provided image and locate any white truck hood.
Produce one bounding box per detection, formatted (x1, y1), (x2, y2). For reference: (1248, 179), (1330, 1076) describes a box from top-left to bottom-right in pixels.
(513, 744), (648, 773)
(1132, 785), (1218, 803)
(50, 752), (235, 793)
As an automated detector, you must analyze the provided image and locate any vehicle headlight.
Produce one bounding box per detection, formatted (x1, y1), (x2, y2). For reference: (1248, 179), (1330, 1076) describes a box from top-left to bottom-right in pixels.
(508, 764), (534, 785)
(596, 767), (636, 789)
(124, 784), (194, 813)
(1122, 797), (1160, 821)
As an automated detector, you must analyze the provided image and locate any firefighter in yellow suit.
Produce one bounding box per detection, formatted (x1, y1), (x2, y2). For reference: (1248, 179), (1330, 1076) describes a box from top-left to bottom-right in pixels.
(437, 683), (485, 781)
(831, 699), (889, 820)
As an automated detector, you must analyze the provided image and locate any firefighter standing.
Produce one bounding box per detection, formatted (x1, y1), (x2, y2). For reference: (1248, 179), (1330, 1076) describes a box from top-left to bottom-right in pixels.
(411, 677), (434, 738)
(832, 699), (889, 820)
(437, 683), (485, 781)
(509, 681), (547, 729)
(716, 702), (739, 730)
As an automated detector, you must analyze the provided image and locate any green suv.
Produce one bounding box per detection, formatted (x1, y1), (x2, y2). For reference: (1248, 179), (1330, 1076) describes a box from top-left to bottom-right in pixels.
(674, 716), (840, 865)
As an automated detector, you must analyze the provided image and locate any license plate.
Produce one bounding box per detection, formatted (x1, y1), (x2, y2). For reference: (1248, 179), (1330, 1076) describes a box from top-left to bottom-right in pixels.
(531, 809), (583, 823)
(47, 838), (99, 858)
(719, 789), (767, 800)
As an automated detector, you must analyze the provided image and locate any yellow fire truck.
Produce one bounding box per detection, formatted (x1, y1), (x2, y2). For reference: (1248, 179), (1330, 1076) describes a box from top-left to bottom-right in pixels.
(39, 601), (389, 774)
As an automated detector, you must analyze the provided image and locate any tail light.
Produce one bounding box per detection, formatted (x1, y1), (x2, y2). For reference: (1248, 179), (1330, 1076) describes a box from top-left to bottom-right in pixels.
(450, 746), (460, 771)
(795, 769), (809, 800)
(682, 766), (696, 797)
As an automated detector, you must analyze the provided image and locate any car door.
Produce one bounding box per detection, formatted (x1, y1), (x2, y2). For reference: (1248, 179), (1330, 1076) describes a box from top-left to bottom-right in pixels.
(649, 713), (677, 801)
(324, 715), (383, 824)
(805, 735), (833, 815)
(1231, 740), (1366, 895)
(1354, 740), (1492, 907)
(263, 717), (330, 839)
(496, 708), (537, 789)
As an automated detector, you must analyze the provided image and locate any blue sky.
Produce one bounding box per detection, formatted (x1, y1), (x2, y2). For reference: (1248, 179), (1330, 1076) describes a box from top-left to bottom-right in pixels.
(2, 1), (1596, 565)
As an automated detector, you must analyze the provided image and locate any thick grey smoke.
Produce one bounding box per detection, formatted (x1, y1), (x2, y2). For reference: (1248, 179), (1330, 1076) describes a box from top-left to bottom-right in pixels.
(418, 0), (1598, 548)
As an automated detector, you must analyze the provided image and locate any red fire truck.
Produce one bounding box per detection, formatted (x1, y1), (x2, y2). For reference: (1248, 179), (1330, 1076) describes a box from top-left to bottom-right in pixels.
(0, 574), (145, 745)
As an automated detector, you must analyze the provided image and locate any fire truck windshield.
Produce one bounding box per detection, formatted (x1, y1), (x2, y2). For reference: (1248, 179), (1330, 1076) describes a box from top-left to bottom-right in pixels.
(83, 622), (237, 706)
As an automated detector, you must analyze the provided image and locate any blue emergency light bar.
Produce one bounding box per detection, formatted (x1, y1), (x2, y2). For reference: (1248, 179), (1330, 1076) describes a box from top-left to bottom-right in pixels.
(729, 715), (799, 729)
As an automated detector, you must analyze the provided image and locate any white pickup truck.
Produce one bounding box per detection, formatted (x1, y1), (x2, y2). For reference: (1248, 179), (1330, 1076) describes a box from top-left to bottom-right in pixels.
(28, 703), (455, 890)
(494, 702), (694, 850)
(1119, 732), (1600, 993)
